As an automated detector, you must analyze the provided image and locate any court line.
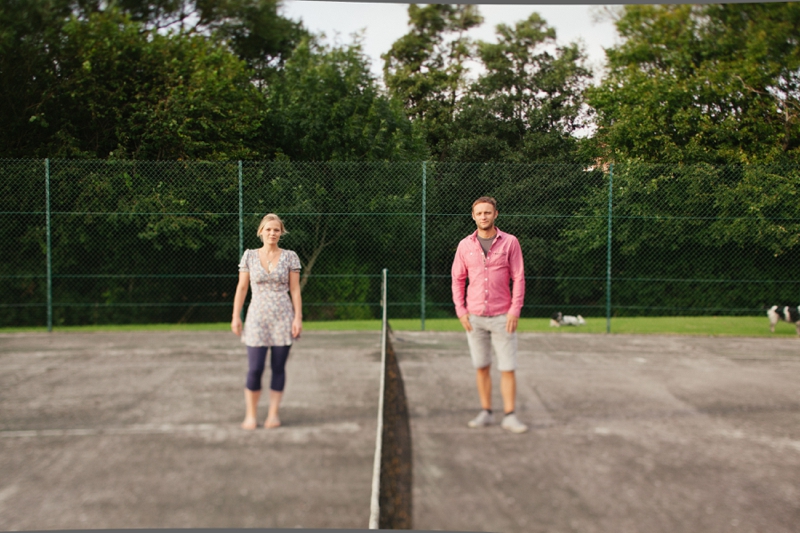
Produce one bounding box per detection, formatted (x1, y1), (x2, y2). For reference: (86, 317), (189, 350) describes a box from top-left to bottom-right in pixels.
(0, 421), (361, 438)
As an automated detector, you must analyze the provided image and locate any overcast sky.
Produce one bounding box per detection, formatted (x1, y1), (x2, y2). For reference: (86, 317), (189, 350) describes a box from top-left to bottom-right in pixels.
(282, 2), (621, 82)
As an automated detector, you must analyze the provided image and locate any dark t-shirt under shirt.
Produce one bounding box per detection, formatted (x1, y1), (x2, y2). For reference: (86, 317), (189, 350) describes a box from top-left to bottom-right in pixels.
(477, 235), (496, 257)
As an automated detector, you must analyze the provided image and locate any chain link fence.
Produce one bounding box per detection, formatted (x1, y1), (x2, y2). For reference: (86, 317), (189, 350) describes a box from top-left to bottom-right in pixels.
(2, 159), (799, 329)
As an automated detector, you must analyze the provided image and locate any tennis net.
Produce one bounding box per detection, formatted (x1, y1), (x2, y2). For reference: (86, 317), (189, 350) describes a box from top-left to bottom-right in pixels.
(369, 268), (413, 529)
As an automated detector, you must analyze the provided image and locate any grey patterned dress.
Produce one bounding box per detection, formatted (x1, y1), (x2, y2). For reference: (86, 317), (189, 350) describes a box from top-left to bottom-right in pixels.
(238, 249), (302, 347)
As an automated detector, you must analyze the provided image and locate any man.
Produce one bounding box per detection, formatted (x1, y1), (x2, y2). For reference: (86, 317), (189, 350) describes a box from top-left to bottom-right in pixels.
(451, 196), (527, 433)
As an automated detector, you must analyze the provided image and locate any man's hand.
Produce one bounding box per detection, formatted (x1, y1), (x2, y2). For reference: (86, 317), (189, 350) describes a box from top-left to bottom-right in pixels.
(459, 314), (473, 332)
(505, 314), (519, 333)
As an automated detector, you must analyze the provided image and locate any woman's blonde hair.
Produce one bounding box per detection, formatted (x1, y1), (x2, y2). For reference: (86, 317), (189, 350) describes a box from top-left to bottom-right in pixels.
(257, 213), (287, 241)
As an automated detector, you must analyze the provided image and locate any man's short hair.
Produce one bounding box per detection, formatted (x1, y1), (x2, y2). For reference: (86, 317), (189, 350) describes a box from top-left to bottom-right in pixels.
(472, 196), (497, 212)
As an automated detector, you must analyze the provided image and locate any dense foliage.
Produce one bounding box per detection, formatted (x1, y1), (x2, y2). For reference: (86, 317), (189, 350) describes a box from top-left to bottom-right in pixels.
(2, 3), (799, 326)
(5, 2), (798, 164)
(587, 3), (800, 165)
(0, 0), (418, 161)
(570, 4), (800, 316)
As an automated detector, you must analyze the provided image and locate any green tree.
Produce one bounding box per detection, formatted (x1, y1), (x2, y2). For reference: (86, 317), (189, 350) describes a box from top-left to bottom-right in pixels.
(448, 13), (592, 162)
(112, 0), (306, 78)
(265, 37), (423, 162)
(0, 0), (73, 156)
(254, 38), (424, 305)
(54, 9), (263, 159)
(561, 5), (800, 317)
(0, 0), (304, 158)
(587, 4), (800, 165)
(555, 163), (800, 315)
(243, 162), (422, 318)
(383, 4), (482, 159)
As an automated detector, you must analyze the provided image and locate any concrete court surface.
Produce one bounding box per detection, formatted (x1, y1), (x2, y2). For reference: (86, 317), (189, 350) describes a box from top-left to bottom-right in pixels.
(1, 330), (799, 533)
(0, 330), (381, 531)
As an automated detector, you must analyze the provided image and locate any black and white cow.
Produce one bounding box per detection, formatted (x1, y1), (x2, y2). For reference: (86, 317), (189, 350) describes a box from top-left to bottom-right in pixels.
(766, 305), (800, 336)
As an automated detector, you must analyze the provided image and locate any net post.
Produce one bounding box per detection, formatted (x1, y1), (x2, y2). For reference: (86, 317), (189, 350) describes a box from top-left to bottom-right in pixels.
(606, 163), (613, 334)
(45, 158), (52, 332)
(382, 268), (388, 339)
(238, 160), (243, 260)
(369, 268), (388, 529)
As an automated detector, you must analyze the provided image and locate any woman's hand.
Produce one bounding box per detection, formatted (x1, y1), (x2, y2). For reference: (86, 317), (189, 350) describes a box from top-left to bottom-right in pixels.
(288, 269), (302, 339)
(231, 270), (249, 337)
(291, 316), (302, 339)
(231, 316), (243, 336)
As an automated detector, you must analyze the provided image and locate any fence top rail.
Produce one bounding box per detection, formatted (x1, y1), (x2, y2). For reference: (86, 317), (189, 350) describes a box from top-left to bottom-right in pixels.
(2, 157), (799, 168)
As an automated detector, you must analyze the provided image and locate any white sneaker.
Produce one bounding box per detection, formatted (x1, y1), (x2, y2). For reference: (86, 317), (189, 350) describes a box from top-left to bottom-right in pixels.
(501, 413), (528, 434)
(467, 410), (494, 428)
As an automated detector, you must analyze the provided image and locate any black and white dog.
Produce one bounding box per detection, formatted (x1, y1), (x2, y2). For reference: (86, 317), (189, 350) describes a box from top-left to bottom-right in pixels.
(550, 312), (586, 327)
(766, 305), (800, 336)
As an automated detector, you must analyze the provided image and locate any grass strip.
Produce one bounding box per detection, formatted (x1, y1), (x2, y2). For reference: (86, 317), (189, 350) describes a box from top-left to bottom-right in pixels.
(1, 316), (797, 337)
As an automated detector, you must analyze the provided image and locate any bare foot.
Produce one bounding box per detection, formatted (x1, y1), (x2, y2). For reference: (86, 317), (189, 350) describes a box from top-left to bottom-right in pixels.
(264, 415), (281, 429)
(241, 417), (257, 430)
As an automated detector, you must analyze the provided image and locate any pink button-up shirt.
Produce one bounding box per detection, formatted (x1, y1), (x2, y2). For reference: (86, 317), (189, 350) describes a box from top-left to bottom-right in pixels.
(451, 228), (525, 318)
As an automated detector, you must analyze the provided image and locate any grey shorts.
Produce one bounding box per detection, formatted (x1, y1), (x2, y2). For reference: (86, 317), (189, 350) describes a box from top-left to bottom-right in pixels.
(465, 314), (518, 371)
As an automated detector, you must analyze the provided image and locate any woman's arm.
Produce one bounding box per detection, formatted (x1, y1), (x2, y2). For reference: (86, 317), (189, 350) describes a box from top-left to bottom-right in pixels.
(289, 270), (302, 338)
(231, 271), (250, 336)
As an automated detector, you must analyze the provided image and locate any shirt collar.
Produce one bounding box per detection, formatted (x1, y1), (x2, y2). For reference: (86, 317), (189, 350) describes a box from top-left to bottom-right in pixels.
(469, 228), (505, 242)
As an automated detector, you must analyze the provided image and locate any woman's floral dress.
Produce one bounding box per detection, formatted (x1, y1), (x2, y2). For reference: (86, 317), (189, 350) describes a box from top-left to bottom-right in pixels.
(238, 249), (301, 347)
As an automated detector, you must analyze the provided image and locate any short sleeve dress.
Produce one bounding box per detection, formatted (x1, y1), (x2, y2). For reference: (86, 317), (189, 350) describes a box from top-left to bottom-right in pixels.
(238, 249), (302, 347)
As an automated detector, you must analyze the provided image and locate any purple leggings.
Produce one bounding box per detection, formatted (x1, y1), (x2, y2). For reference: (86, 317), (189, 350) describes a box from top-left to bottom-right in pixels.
(246, 345), (291, 392)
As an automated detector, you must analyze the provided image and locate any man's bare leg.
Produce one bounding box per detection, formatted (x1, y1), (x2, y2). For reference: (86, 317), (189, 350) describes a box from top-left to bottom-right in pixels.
(467, 365), (495, 428)
(500, 371), (516, 414)
(476, 365), (492, 410)
(242, 389), (260, 430)
(499, 371), (527, 432)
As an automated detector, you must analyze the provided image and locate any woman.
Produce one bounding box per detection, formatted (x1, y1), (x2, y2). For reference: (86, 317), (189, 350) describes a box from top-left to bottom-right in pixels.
(231, 213), (302, 430)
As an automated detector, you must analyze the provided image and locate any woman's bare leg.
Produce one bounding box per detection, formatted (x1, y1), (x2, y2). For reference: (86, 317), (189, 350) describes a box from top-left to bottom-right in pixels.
(265, 390), (283, 428)
(242, 389), (260, 430)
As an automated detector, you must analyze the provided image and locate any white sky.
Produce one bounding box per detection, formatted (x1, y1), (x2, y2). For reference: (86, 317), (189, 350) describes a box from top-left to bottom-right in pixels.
(282, 1), (621, 83)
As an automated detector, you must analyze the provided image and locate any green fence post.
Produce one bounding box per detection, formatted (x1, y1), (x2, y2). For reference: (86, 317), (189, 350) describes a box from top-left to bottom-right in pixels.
(606, 163), (613, 334)
(45, 158), (52, 332)
(421, 161), (427, 331)
(238, 160), (243, 260)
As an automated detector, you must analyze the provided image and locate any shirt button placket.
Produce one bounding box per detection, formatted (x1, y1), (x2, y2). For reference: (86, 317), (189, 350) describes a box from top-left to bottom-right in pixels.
(484, 253), (488, 313)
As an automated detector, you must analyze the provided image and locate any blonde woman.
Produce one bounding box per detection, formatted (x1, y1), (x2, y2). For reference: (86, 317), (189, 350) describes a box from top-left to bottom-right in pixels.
(231, 214), (302, 429)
